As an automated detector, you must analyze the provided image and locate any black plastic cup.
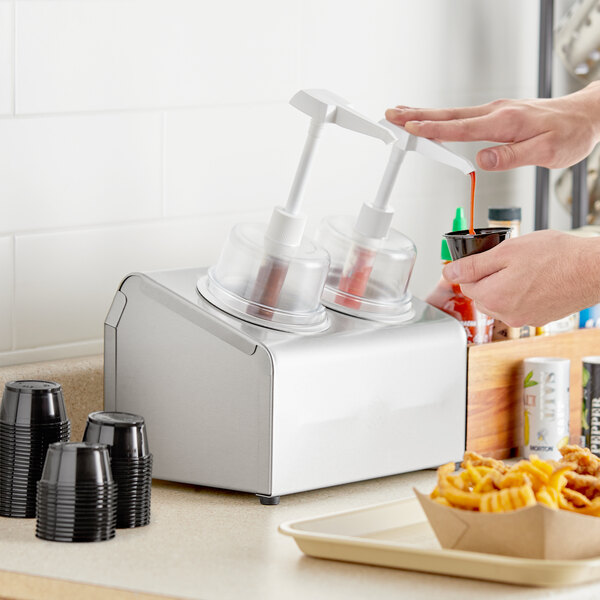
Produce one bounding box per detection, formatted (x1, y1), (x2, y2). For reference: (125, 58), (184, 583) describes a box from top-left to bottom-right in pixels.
(37, 486), (118, 501)
(109, 465), (153, 476)
(83, 412), (152, 529)
(36, 510), (116, 524)
(110, 457), (152, 464)
(36, 516), (116, 541)
(443, 227), (512, 260)
(40, 442), (113, 487)
(0, 427), (70, 450)
(0, 419), (70, 429)
(35, 442), (117, 543)
(36, 508), (117, 523)
(0, 422), (71, 433)
(0, 382), (70, 518)
(37, 517), (116, 534)
(0, 381), (67, 426)
(35, 529), (115, 543)
(36, 504), (117, 521)
(83, 412), (150, 459)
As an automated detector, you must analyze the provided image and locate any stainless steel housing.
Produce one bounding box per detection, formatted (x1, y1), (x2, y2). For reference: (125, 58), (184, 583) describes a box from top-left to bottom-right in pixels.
(104, 267), (467, 500)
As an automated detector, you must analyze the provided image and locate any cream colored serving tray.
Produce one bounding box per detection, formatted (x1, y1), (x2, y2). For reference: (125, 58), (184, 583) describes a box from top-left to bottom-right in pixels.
(278, 496), (600, 587)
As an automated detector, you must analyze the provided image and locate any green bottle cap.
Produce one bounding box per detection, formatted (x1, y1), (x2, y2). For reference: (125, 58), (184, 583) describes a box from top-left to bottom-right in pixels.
(441, 207), (467, 261)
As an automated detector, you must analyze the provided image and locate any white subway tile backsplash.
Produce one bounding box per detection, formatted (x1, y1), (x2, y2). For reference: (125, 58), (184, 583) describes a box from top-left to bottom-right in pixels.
(0, 2), (12, 115)
(164, 99), (398, 220)
(13, 211), (269, 349)
(15, 0), (299, 114)
(301, 125), (390, 221)
(0, 113), (162, 233)
(299, 0), (418, 108)
(164, 104), (306, 217)
(0, 237), (13, 352)
(0, 0), (543, 365)
(299, 0), (538, 110)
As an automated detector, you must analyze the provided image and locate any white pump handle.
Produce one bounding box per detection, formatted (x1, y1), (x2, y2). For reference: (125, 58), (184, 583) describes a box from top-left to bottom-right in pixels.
(379, 119), (474, 175)
(289, 89), (352, 123)
(268, 89), (379, 249)
(290, 90), (394, 144)
(271, 90), (397, 249)
(354, 119), (475, 241)
(334, 106), (395, 144)
(284, 90), (397, 216)
(284, 89), (358, 218)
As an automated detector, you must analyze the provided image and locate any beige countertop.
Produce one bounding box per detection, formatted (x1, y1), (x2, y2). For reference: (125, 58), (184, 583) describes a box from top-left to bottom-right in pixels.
(1, 470), (599, 600)
(1, 356), (599, 599)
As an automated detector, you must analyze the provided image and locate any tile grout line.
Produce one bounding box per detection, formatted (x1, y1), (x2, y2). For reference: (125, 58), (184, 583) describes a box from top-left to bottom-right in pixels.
(161, 111), (166, 217)
(10, 0), (15, 115)
(10, 234), (15, 351)
(0, 339), (104, 369)
(2, 207), (272, 238)
(0, 99), (290, 121)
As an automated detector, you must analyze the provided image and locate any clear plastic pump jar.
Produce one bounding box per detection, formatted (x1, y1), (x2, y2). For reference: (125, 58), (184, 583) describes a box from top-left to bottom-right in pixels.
(316, 215), (417, 322)
(198, 222), (330, 333)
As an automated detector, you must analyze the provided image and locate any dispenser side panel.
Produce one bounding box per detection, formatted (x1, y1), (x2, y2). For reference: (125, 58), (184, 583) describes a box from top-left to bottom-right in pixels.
(104, 322), (117, 413)
(104, 290), (127, 412)
(111, 274), (273, 495)
(270, 312), (467, 496)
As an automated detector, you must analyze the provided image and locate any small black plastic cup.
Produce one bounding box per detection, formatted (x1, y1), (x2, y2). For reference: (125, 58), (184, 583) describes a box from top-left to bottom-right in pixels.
(443, 227), (511, 260)
(36, 442), (117, 543)
(83, 412), (150, 459)
(83, 412), (152, 529)
(0, 381), (70, 518)
(40, 442), (113, 487)
(0, 381), (67, 426)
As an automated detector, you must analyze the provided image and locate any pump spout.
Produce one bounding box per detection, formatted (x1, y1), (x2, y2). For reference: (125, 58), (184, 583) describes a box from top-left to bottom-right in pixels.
(379, 120), (474, 175)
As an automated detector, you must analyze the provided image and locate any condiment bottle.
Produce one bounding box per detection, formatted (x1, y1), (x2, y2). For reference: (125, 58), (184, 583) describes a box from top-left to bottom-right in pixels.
(488, 206), (535, 340)
(488, 206), (521, 237)
(536, 313), (579, 336)
(426, 208), (494, 344)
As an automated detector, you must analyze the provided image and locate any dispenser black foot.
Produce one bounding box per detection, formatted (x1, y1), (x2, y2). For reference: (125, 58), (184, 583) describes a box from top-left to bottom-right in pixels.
(257, 494), (280, 505)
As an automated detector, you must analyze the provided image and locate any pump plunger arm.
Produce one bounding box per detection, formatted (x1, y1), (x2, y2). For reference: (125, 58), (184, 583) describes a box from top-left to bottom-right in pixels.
(268, 90), (399, 248)
(284, 90), (396, 216)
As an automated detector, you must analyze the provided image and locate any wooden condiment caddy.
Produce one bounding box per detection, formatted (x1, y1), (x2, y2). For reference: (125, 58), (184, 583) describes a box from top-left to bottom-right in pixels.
(466, 328), (600, 459)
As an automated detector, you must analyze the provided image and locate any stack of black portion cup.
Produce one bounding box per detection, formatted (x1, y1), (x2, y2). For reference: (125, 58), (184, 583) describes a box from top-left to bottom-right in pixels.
(83, 412), (152, 528)
(36, 442), (117, 542)
(0, 381), (70, 518)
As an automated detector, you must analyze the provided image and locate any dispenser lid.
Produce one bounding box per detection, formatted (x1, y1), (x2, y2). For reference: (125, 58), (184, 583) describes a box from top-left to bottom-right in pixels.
(199, 222), (330, 334)
(317, 215), (416, 323)
(441, 207), (467, 261)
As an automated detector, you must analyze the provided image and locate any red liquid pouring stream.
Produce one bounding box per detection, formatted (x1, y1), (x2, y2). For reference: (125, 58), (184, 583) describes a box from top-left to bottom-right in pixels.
(469, 171), (476, 235)
(427, 170), (494, 344)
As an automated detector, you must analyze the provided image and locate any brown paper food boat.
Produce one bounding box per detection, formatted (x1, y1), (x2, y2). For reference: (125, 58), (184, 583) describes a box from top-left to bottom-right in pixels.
(415, 488), (600, 560)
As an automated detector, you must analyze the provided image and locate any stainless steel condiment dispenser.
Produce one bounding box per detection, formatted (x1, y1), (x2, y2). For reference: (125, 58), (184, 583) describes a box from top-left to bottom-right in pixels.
(103, 90), (467, 505)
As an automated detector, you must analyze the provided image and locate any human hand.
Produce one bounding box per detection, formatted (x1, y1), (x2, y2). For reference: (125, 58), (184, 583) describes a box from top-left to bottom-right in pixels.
(385, 81), (600, 171)
(441, 230), (600, 327)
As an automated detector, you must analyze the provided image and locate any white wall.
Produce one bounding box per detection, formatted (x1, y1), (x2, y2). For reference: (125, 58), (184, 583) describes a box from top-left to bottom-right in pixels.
(0, 0), (545, 366)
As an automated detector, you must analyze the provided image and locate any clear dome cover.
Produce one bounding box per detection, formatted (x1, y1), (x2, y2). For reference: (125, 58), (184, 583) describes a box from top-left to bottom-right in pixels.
(316, 215), (416, 322)
(198, 223), (330, 333)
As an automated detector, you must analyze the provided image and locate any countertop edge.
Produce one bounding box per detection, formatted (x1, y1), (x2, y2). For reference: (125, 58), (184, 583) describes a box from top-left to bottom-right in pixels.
(0, 569), (181, 600)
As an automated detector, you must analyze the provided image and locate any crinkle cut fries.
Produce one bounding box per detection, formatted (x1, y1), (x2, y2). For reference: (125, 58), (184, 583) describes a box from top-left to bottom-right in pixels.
(431, 446), (600, 516)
